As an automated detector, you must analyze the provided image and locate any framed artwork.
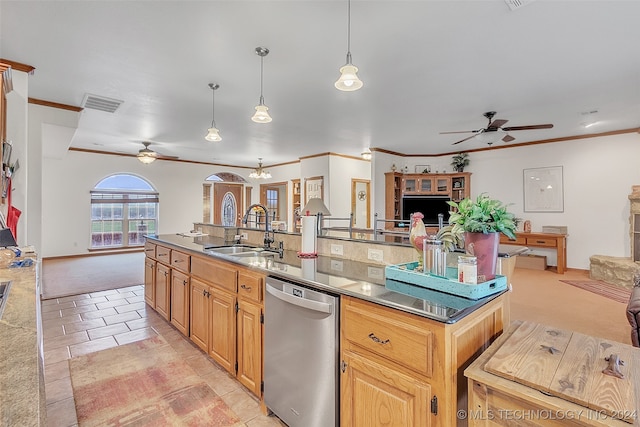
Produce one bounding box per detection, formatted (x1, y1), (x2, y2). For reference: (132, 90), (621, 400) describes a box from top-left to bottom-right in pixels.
(415, 165), (431, 173)
(304, 176), (323, 204)
(523, 166), (564, 212)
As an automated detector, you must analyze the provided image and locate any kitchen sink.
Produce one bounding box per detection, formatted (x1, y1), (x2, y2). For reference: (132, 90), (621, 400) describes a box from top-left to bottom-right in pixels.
(208, 245), (258, 255)
(230, 250), (276, 258)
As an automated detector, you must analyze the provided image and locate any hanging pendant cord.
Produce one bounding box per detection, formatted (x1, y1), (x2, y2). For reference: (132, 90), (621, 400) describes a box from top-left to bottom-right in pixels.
(211, 88), (216, 127)
(259, 56), (265, 105)
(345, 0), (353, 64)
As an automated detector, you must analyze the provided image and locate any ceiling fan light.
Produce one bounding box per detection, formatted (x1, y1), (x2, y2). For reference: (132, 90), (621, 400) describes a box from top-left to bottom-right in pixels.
(335, 64), (363, 91)
(361, 149), (372, 160)
(476, 129), (507, 145)
(205, 126), (221, 142)
(251, 104), (272, 123)
(137, 152), (157, 164)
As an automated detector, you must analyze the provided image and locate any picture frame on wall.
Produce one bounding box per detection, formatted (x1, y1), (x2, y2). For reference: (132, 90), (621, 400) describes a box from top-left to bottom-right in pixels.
(415, 165), (431, 173)
(304, 176), (323, 204)
(523, 166), (564, 212)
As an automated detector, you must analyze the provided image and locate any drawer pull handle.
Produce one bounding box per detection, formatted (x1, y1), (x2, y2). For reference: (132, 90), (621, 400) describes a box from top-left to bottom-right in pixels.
(535, 240), (545, 244)
(145, 249), (154, 252)
(173, 259), (184, 263)
(368, 333), (390, 345)
(241, 284), (252, 291)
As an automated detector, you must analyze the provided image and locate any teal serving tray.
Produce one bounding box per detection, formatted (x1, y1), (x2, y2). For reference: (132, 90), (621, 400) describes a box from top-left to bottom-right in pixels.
(385, 262), (507, 300)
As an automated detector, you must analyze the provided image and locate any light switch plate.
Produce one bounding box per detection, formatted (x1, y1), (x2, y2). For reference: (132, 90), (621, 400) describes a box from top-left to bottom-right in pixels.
(330, 260), (344, 271)
(368, 248), (384, 262)
(367, 266), (383, 280)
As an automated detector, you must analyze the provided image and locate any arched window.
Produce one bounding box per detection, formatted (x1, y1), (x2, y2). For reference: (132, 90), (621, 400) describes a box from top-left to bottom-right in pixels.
(90, 174), (158, 249)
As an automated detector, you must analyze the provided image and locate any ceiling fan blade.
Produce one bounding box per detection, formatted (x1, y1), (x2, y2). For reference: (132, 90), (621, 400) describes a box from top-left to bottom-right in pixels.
(487, 119), (508, 129)
(439, 130), (476, 135)
(502, 124), (553, 131)
(452, 134), (478, 145)
(502, 134), (516, 143)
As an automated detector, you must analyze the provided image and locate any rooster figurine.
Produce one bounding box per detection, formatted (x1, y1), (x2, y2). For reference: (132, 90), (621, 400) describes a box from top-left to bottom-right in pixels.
(409, 212), (429, 270)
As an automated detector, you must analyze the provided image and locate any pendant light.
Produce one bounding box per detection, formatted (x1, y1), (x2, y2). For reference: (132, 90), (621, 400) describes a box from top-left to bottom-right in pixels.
(205, 83), (221, 142)
(335, 0), (363, 91)
(249, 158), (272, 179)
(137, 142), (157, 164)
(251, 47), (272, 123)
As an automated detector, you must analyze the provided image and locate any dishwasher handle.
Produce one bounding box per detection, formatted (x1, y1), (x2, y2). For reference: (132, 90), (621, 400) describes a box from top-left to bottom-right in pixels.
(266, 283), (333, 314)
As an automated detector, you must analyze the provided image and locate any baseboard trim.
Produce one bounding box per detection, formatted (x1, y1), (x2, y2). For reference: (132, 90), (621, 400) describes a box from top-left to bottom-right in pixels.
(43, 248), (144, 261)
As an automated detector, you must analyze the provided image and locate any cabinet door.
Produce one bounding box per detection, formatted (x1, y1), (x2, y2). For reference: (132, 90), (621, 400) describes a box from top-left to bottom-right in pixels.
(154, 262), (171, 320)
(144, 257), (156, 307)
(341, 350), (431, 427)
(170, 269), (190, 336)
(237, 300), (262, 396)
(190, 278), (210, 352)
(434, 177), (451, 195)
(209, 287), (236, 374)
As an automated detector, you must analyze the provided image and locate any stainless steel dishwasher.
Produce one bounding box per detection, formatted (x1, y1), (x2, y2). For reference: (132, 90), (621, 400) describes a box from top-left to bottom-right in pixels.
(264, 276), (340, 427)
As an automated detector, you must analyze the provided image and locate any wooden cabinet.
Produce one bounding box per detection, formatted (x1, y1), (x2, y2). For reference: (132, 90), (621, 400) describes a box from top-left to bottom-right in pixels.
(144, 241), (157, 307)
(499, 232), (567, 274)
(341, 293), (509, 427)
(170, 269), (190, 336)
(292, 179), (301, 232)
(384, 172), (471, 229)
(189, 255), (265, 398)
(154, 262), (171, 320)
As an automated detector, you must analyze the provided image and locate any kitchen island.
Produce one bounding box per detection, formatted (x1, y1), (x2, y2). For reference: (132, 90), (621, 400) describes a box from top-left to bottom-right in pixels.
(146, 233), (509, 426)
(0, 256), (45, 427)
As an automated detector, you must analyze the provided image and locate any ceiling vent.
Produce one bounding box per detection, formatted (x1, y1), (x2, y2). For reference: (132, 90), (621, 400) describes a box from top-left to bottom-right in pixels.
(82, 93), (123, 113)
(504, 0), (536, 11)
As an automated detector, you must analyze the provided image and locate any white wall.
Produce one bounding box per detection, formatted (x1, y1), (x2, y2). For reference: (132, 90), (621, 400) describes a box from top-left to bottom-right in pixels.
(373, 132), (640, 270)
(328, 156), (370, 218)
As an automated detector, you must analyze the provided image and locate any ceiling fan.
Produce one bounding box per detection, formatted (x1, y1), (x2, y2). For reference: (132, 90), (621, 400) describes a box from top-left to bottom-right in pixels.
(136, 141), (178, 164)
(441, 111), (554, 145)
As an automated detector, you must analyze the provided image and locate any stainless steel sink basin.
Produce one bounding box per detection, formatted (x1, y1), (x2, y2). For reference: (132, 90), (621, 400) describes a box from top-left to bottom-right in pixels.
(230, 250), (276, 258)
(207, 245), (258, 255)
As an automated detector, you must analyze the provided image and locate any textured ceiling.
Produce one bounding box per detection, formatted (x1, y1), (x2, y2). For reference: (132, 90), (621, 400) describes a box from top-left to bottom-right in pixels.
(2, 0), (639, 167)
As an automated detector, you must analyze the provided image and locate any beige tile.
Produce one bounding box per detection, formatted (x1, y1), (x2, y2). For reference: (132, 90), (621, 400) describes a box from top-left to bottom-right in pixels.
(246, 414), (287, 426)
(74, 296), (107, 306)
(114, 301), (145, 313)
(185, 354), (222, 376)
(202, 369), (241, 396)
(88, 289), (119, 298)
(63, 318), (106, 333)
(41, 309), (62, 320)
(45, 376), (73, 405)
(61, 304), (99, 317)
(42, 301), (75, 312)
(117, 285), (143, 293)
(44, 359), (71, 384)
(44, 330), (90, 352)
(43, 323), (65, 339)
(45, 396), (77, 427)
(103, 310), (141, 325)
(69, 336), (118, 357)
(125, 295), (144, 304)
(106, 291), (136, 301)
(95, 298), (131, 310)
(87, 322), (131, 340)
(125, 316), (155, 331)
(43, 314), (82, 328)
(113, 327), (157, 345)
(41, 298), (61, 306)
(44, 346), (71, 365)
(79, 307), (118, 320)
(58, 294), (90, 304)
(220, 388), (263, 423)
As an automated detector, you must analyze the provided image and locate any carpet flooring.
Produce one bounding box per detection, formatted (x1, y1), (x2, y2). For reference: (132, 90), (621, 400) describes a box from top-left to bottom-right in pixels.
(68, 335), (241, 426)
(42, 252), (145, 299)
(560, 279), (632, 304)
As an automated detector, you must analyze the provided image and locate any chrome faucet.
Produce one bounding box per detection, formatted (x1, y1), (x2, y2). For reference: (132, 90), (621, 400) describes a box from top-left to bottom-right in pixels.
(242, 204), (274, 249)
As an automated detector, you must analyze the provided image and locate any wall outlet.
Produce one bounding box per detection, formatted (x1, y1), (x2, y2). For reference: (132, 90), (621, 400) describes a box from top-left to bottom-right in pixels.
(368, 248), (384, 262)
(240, 233), (248, 240)
(367, 266), (383, 280)
(330, 260), (344, 272)
(330, 244), (344, 256)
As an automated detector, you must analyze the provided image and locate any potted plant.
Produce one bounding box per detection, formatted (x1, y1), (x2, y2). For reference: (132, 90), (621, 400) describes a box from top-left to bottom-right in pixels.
(451, 152), (470, 172)
(438, 193), (517, 282)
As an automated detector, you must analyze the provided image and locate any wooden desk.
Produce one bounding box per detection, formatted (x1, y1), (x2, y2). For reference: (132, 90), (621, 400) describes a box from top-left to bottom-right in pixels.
(500, 232), (567, 274)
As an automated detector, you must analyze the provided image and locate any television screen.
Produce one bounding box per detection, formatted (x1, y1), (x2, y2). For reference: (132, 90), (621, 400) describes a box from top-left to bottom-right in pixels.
(402, 196), (451, 226)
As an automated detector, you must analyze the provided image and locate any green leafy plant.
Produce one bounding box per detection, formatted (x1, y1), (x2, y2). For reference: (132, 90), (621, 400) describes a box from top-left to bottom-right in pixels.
(451, 152), (470, 172)
(437, 193), (516, 251)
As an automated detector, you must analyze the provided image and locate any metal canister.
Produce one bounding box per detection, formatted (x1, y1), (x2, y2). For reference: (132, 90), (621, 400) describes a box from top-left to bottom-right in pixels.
(458, 255), (478, 284)
(423, 239), (444, 276)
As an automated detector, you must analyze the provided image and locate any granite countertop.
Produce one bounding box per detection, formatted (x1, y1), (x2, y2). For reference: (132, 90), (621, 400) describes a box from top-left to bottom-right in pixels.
(148, 234), (507, 323)
(0, 258), (45, 426)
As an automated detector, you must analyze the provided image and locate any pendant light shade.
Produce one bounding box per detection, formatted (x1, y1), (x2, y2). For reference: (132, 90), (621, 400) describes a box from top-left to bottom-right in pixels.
(252, 47), (272, 123)
(249, 158), (271, 179)
(335, 0), (363, 91)
(205, 83), (222, 142)
(137, 142), (157, 164)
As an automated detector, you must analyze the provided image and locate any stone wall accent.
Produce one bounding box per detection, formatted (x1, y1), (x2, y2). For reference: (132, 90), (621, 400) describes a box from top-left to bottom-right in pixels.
(590, 255), (640, 290)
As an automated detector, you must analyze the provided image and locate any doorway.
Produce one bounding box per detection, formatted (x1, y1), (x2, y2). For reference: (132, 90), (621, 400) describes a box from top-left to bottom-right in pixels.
(351, 179), (370, 228)
(260, 182), (288, 228)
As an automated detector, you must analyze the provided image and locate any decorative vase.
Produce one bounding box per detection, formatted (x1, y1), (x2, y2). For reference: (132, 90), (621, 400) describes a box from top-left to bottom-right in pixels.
(464, 231), (499, 282)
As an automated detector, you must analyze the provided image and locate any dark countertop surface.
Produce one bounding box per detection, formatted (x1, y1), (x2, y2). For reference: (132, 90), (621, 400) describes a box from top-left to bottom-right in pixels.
(148, 234), (507, 323)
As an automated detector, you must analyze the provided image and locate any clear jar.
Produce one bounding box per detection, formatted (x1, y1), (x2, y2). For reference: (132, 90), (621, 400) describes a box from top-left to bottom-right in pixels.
(458, 255), (478, 284)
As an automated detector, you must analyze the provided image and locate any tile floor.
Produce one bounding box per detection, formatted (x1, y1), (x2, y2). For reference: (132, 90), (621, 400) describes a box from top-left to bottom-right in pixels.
(41, 285), (286, 427)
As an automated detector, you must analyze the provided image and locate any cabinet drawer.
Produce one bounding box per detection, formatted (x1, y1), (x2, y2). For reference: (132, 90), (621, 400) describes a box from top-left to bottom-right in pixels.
(191, 257), (237, 293)
(171, 250), (191, 273)
(500, 235), (527, 245)
(155, 244), (171, 264)
(144, 241), (156, 259)
(526, 237), (556, 247)
(238, 270), (263, 303)
(343, 298), (433, 377)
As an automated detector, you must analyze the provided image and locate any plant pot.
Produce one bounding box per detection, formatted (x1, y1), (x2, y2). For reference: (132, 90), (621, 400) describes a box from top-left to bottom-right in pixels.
(464, 231), (499, 282)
